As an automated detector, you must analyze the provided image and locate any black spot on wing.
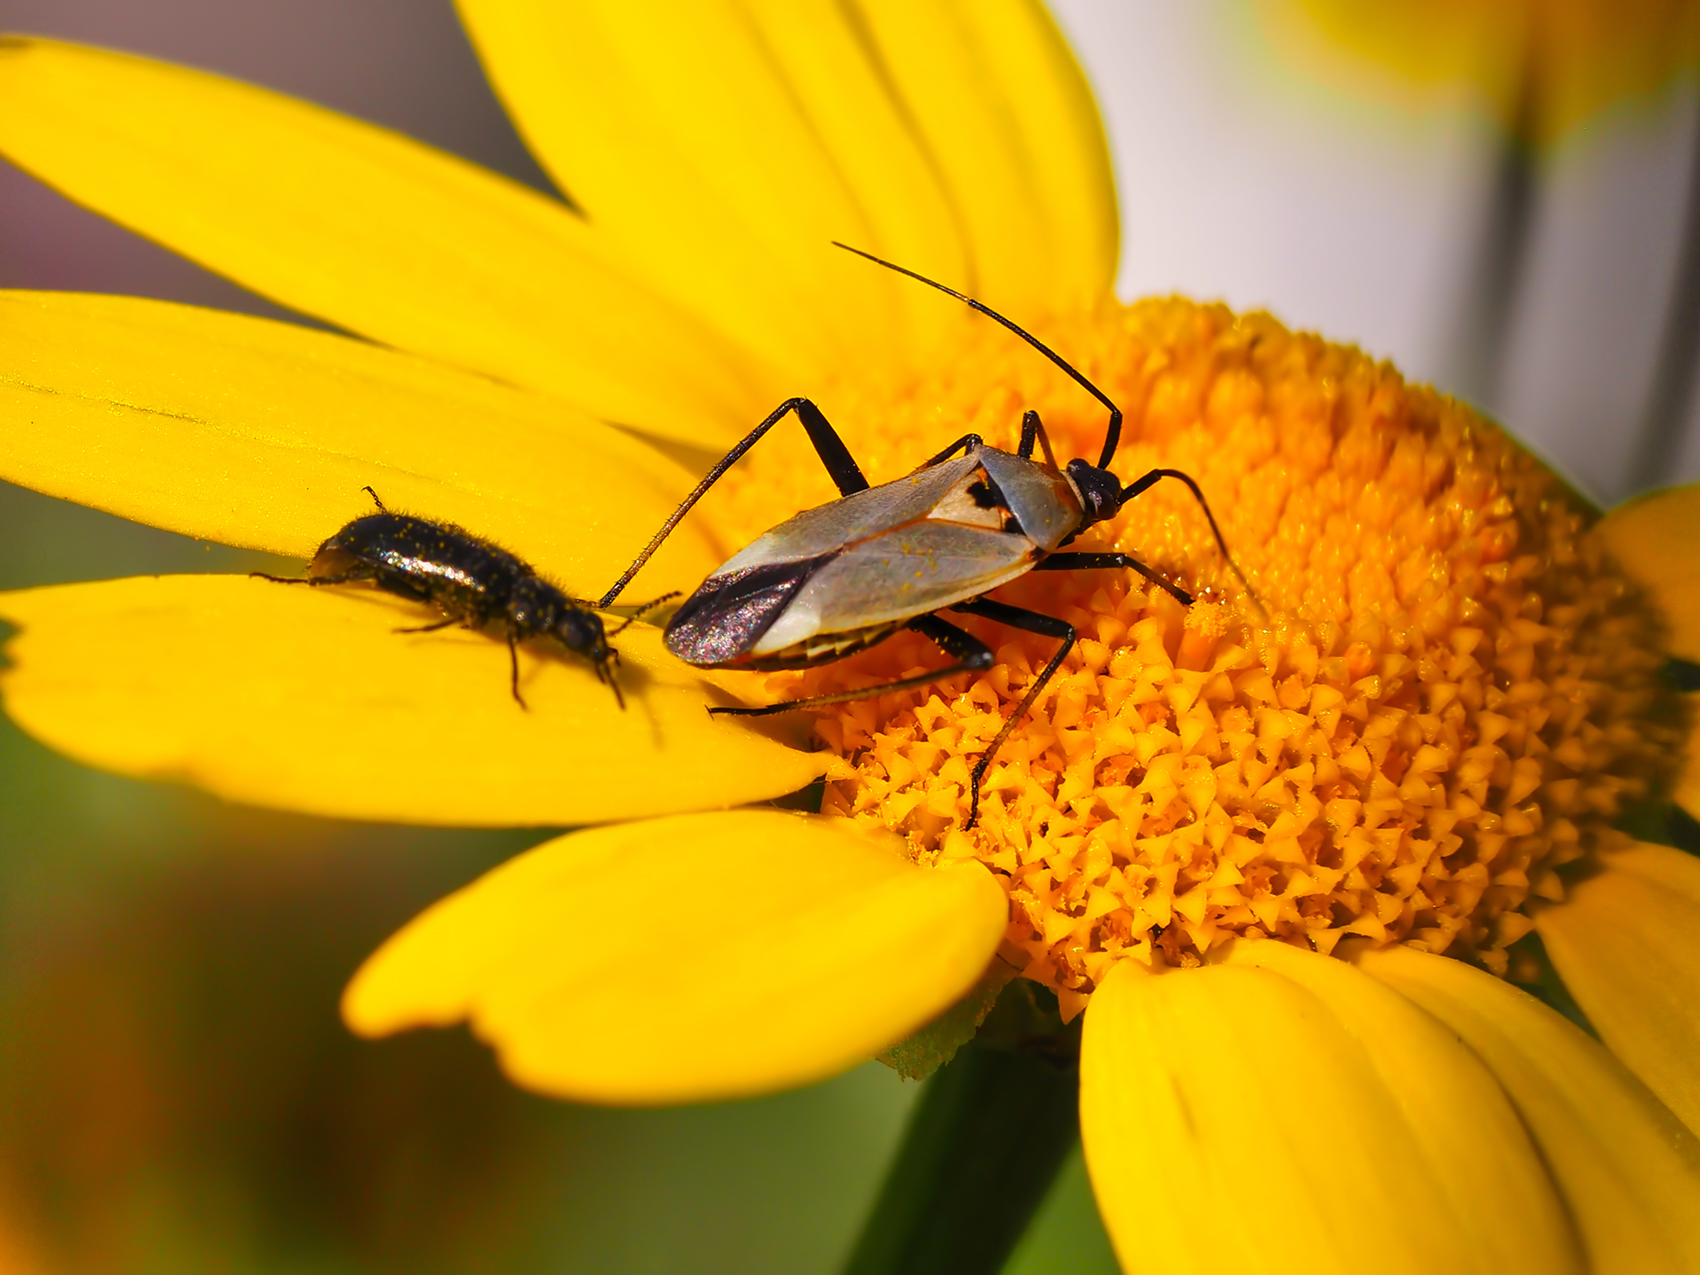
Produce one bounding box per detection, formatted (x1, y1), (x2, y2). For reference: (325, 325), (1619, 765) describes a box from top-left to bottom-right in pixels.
(664, 555), (833, 667)
(966, 469), (1024, 536)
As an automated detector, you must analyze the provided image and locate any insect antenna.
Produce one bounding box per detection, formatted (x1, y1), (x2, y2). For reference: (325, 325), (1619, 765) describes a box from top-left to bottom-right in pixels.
(607, 590), (682, 637)
(833, 242), (1125, 469)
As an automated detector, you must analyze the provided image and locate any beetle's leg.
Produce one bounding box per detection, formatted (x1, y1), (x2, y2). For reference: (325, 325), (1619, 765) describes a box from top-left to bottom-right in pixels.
(249, 569), (371, 586)
(600, 397), (868, 606)
(708, 615), (994, 718)
(948, 598), (1077, 830)
(917, 433), (983, 468)
(393, 618), (458, 635)
(1034, 551), (1192, 605)
(507, 629), (528, 711)
(1016, 410), (1059, 467)
(361, 485), (388, 512)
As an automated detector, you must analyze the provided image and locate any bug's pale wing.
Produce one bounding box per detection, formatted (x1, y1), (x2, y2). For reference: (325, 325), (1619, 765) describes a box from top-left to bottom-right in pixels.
(978, 450), (1082, 551)
(717, 453), (983, 571)
(754, 522), (1037, 655)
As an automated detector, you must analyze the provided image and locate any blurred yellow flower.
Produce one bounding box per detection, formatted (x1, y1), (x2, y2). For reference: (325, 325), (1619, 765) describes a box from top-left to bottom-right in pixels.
(1, 4), (1699, 1272)
(1247, 0), (1700, 142)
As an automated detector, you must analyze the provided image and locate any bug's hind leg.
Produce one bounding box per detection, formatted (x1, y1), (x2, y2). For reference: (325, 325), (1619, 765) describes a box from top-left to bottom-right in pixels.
(600, 397), (868, 607)
(393, 618), (458, 635)
(948, 597), (1077, 830)
(708, 615), (994, 718)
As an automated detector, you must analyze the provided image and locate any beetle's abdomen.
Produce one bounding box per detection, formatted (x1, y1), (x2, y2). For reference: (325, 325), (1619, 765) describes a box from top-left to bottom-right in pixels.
(665, 557), (827, 667)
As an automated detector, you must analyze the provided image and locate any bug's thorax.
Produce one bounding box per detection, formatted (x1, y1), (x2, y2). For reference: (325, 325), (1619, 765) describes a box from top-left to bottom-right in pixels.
(957, 445), (1085, 553)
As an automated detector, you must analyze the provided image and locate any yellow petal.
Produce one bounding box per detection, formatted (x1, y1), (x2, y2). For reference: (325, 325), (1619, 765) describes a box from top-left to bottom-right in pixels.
(1358, 944), (1700, 1275)
(0, 37), (776, 445)
(1597, 483), (1700, 663)
(0, 575), (826, 826)
(1535, 843), (1700, 1136)
(854, 0), (1119, 313)
(0, 291), (717, 597)
(342, 810), (1008, 1104)
(1223, 940), (1581, 1274)
(1079, 954), (1578, 1275)
(457, 0), (1116, 379)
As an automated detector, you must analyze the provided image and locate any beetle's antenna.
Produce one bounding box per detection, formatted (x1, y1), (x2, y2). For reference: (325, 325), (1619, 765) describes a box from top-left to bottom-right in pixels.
(833, 242), (1125, 470)
(362, 485), (387, 512)
(608, 590), (682, 637)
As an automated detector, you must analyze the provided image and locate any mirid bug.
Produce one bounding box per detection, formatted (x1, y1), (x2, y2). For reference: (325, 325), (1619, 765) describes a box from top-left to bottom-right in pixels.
(257, 488), (670, 709)
(601, 245), (1251, 827)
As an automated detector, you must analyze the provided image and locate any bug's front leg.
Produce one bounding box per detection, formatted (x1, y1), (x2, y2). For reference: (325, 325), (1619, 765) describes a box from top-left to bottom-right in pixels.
(1034, 552), (1192, 605)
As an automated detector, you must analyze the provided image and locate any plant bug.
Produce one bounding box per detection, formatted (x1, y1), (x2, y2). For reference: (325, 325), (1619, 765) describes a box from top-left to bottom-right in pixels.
(601, 245), (1251, 827)
(257, 487), (674, 709)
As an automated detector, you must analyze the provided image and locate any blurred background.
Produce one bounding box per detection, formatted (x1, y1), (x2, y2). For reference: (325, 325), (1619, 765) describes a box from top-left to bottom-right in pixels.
(0, 0), (1695, 1271)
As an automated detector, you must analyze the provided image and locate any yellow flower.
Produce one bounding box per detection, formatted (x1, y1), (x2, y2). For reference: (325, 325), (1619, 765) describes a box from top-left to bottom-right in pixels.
(1243, 0), (1700, 143)
(1, 4), (1698, 1272)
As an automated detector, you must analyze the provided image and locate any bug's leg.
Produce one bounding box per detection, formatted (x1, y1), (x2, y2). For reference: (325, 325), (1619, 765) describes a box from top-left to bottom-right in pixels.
(1016, 410), (1059, 467)
(507, 629), (528, 711)
(917, 433), (983, 468)
(362, 485), (388, 512)
(606, 590), (684, 637)
(948, 597), (1077, 830)
(1116, 468), (1257, 603)
(393, 618), (458, 635)
(1034, 551), (1192, 605)
(600, 398), (870, 607)
(709, 615), (994, 718)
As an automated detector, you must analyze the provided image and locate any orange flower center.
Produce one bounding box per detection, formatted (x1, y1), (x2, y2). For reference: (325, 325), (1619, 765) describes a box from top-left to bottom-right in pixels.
(703, 298), (1677, 1018)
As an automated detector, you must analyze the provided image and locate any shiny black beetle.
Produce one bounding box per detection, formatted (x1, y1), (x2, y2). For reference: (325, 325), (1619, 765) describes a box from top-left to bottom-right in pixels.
(258, 488), (663, 709)
(601, 246), (1249, 826)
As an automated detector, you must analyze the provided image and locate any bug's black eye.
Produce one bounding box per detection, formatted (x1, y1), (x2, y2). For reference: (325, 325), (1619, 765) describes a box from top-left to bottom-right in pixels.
(1066, 459), (1123, 525)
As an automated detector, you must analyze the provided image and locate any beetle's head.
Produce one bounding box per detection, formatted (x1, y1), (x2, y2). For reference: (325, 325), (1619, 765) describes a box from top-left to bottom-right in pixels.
(554, 607), (613, 667)
(1065, 459), (1124, 527)
(556, 606), (625, 707)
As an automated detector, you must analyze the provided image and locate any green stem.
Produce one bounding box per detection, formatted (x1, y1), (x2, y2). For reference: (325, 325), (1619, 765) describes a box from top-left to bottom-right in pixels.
(841, 1041), (1079, 1275)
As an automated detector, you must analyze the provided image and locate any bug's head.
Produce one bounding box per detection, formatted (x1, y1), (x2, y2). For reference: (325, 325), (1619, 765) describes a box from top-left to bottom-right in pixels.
(1066, 459), (1124, 527)
(554, 606), (613, 667)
